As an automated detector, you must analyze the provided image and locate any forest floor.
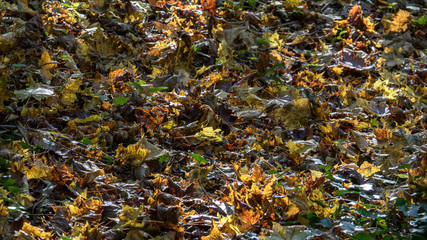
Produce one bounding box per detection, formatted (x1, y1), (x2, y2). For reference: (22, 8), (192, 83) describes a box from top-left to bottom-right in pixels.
(0, 0), (427, 239)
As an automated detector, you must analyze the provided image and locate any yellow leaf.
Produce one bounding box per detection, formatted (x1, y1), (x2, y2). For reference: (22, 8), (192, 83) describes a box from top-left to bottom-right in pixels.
(61, 79), (82, 105)
(252, 142), (263, 151)
(358, 161), (381, 178)
(310, 170), (323, 179)
(21, 222), (54, 239)
(389, 10), (411, 33)
(287, 203), (300, 216)
(286, 140), (303, 154)
(15, 193), (35, 208)
(39, 51), (57, 70)
(195, 127), (223, 142)
(119, 205), (146, 228)
(196, 65), (213, 78)
(161, 120), (176, 131)
(115, 140), (151, 167)
(201, 219), (224, 240)
(148, 66), (163, 79)
(25, 160), (52, 180)
(308, 189), (338, 219)
(71, 114), (103, 124)
(332, 66), (343, 75)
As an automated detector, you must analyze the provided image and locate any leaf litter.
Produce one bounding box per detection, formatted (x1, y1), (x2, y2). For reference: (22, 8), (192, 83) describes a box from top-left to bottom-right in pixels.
(0, 0), (426, 239)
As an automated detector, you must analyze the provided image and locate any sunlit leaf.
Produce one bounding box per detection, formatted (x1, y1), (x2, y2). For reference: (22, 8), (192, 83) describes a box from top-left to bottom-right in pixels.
(21, 222), (54, 239)
(189, 153), (207, 164)
(358, 162), (381, 178)
(195, 127), (223, 142)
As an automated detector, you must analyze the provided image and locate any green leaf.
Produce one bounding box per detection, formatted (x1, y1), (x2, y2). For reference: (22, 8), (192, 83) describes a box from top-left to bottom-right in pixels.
(256, 38), (272, 45)
(159, 154), (169, 164)
(335, 189), (350, 196)
(20, 142), (33, 150)
(61, 236), (74, 240)
(7, 186), (21, 194)
(415, 15), (427, 25)
(394, 198), (406, 206)
(82, 138), (95, 145)
(320, 165), (332, 172)
(248, 0), (256, 7)
(102, 155), (114, 165)
(398, 163), (410, 169)
(352, 232), (375, 240)
(147, 87), (168, 93)
(189, 153), (207, 164)
(370, 118), (379, 127)
(113, 96), (129, 106)
(396, 173), (408, 179)
(128, 81), (145, 92)
(267, 169), (278, 174)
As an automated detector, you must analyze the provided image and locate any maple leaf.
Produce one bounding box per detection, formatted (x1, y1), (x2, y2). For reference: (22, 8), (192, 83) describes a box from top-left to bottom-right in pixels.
(251, 163), (266, 183)
(238, 207), (261, 230)
(201, 219), (224, 240)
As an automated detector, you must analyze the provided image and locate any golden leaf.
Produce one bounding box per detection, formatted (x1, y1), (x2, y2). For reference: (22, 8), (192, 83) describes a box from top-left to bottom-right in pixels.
(389, 10), (411, 33)
(119, 205), (146, 228)
(61, 79), (82, 105)
(308, 189), (338, 219)
(21, 222), (54, 240)
(373, 127), (392, 142)
(287, 203), (300, 216)
(358, 161), (381, 178)
(115, 140), (151, 167)
(286, 140), (303, 154)
(71, 115), (103, 124)
(39, 51), (57, 70)
(25, 160), (52, 180)
(195, 127), (223, 142)
(201, 219), (223, 240)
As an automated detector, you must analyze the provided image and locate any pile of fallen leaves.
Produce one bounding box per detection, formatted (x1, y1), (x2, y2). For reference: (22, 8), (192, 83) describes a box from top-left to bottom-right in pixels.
(0, 0), (426, 239)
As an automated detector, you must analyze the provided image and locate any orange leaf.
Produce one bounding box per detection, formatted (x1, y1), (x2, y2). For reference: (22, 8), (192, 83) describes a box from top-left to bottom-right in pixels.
(201, 0), (216, 15)
(252, 163), (266, 183)
(373, 127), (392, 143)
